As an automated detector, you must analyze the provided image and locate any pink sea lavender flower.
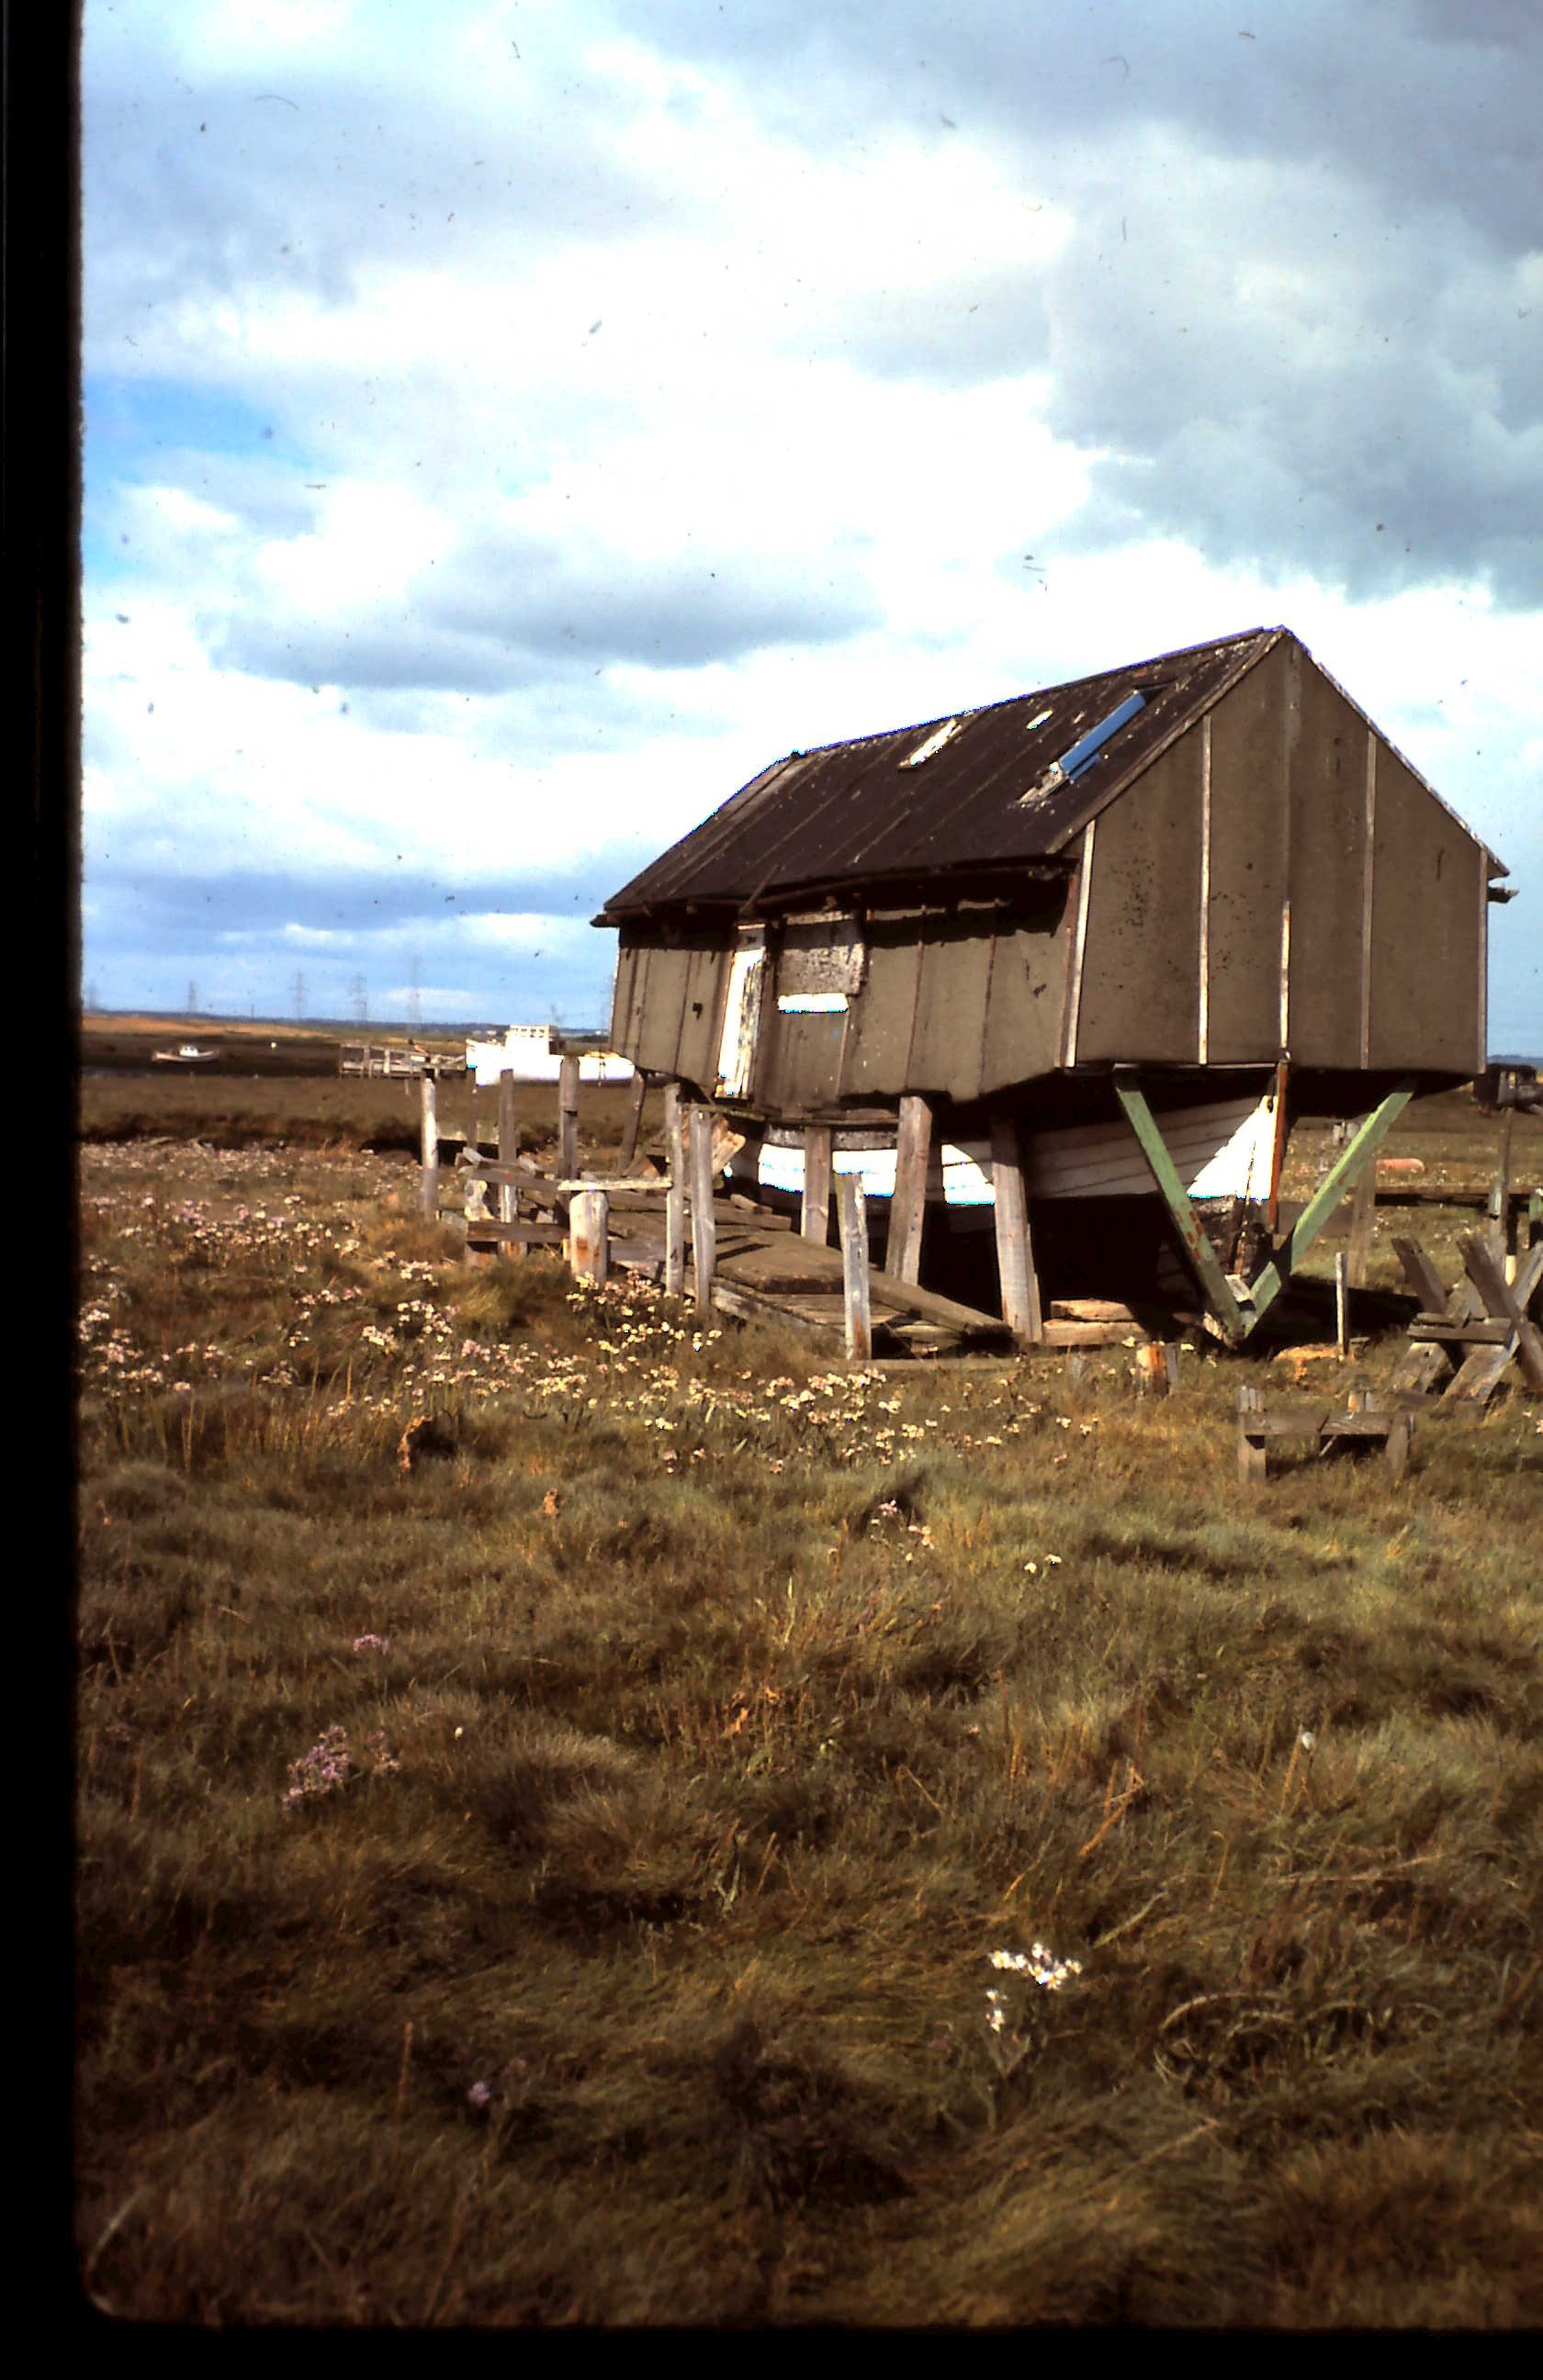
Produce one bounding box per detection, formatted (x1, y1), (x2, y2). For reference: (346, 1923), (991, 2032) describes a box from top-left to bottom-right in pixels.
(353, 1633), (391, 1655)
(467, 2080), (493, 2109)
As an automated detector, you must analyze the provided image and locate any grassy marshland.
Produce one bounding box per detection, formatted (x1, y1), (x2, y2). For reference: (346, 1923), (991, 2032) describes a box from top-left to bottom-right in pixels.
(74, 1114), (1541, 2327)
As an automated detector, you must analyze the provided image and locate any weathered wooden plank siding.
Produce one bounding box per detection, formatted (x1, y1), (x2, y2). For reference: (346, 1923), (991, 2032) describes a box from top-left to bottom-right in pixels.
(674, 943), (730, 1091)
(977, 914), (1069, 1096)
(1368, 749), (1483, 1072)
(1204, 643), (1288, 1065)
(627, 943), (686, 1076)
(839, 926), (922, 1097)
(1076, 729), (1204, 1062)
(1286, 661), (1368, 1070)
(907, 918), (996, 1095)
(758, 1008), (847, 1111)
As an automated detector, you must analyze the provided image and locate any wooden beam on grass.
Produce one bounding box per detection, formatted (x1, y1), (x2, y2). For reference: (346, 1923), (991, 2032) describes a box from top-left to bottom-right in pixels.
(989, 1111), (1043, 1342)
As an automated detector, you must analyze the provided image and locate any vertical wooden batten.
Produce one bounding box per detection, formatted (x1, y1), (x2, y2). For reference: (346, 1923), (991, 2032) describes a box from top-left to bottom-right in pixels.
(1360, 733), (1377, 1071)
(1198, 713), (1212, 1064)
(1060, 821), (1096, 1068)
(1280, 638), (1299, 1056)
(1478, 859), (1490, 1076)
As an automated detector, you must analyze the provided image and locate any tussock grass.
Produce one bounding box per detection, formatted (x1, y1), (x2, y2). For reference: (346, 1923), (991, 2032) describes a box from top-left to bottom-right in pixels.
(74, 1132), (1542, 2325)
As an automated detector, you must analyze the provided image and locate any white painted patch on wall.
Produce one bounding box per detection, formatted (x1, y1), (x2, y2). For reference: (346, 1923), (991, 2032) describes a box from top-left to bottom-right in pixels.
(715, 939), (766, 1098)
(776, 992), (849, 1015)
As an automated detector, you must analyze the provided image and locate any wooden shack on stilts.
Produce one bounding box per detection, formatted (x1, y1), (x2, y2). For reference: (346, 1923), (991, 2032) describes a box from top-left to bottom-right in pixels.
(595, 628), (1510, 1347)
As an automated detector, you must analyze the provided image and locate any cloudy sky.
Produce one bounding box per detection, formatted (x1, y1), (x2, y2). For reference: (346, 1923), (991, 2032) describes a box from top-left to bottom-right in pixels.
(84, 0), (1538, 1047)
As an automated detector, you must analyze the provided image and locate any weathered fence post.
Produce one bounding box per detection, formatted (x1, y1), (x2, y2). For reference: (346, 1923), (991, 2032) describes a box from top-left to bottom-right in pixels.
(887, 1095), (932, 1283)
(420, 1068), (439, 1218)
(801, 1124), (832, 1245)
(1335, 1249), (1351, 1356)
(569, 1189), (610, 1285)
(838, 1173), (873, 1363)
(689, 1104), (716, 1314)
(498, 1068), (521, 1263)
(663, 1083), (686, 1297)
(617, 1072), (647, 1173)
(558, 1054), (580, 1186)
(990, 1113), (1043, 1342)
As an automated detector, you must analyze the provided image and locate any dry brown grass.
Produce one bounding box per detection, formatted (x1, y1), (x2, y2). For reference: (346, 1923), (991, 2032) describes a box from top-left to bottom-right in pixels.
(73, 1099), (1542, 2327)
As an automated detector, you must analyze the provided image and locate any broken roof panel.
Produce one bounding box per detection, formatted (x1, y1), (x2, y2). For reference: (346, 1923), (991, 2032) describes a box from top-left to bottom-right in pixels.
(600, 627), (1282, 921)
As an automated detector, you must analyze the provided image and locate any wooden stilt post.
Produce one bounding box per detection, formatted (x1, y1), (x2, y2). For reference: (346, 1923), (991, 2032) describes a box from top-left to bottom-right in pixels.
(558, 1054), (580, 1187)
(1491, 1106), (1515, 1272)
(617, 1072), (647, 1173)
(420, 1068), (439, 1218)
(990, 1112), (1042, 1342)
(467, 1076), (479, 1157)
(1346, 1134), (1376, 1287)
(569, 1189), (610, 1285)
(1335, 1250), (1351, 1356)
(663, 1083), (686, 1297)
(887, 1094), (932, 1283)
(689, 1104), (717, 1314)
(801, 1125), (832, 1245)
(498, 1068), (522, 1263)
(838, 1173), (873, 1364)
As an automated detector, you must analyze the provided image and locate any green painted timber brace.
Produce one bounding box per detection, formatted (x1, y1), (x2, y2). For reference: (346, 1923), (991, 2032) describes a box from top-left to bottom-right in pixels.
(1113, 1074), (1416, 1344)
(1113, 1075), (1249, 1342)
(1245, 1083), (1415, 1325)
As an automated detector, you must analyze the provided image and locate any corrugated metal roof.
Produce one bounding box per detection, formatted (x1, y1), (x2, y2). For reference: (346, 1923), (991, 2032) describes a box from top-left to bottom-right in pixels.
(600, 627), (1283, 921)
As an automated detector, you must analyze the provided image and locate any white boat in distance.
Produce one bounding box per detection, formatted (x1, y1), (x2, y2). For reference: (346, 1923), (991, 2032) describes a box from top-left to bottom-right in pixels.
(152, 1043), (221, 1064)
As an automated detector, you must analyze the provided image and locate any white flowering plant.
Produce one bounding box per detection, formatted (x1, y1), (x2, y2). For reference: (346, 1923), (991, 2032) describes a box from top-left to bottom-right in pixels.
(980, 1941), (1086, 2087)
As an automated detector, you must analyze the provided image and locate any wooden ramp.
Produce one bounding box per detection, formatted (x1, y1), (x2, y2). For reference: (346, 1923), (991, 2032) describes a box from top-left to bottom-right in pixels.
(456, 1151), (1151, 1358)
